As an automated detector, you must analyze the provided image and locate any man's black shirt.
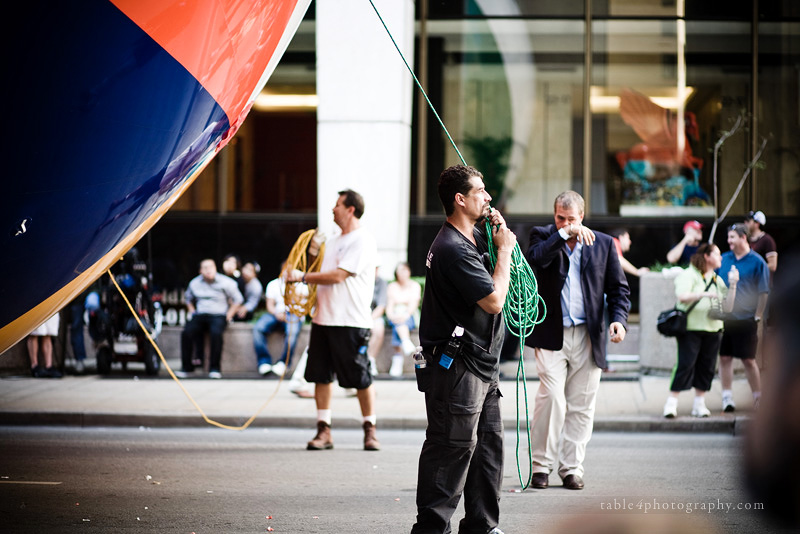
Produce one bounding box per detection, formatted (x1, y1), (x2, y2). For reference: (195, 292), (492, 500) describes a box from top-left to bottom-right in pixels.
(419, 222), (504, 382)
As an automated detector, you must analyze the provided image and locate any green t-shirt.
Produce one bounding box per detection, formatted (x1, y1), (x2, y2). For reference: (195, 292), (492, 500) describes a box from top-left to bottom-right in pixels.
(674, 266), (728, 332)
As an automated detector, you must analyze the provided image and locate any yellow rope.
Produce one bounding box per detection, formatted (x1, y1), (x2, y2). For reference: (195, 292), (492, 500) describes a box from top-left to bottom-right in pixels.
(281, 229), (325, 317)
(107, 230), (324, 430)
(108, 269), (288, 431)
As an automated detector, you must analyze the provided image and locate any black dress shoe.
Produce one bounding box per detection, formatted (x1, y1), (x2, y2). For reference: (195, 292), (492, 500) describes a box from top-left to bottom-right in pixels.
(530, 472), (549, 489)
(562, 474), (584, 490)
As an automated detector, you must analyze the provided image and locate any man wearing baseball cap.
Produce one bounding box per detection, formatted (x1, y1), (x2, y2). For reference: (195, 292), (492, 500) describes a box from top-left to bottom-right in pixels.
(667, 220), (703, 265)
(745, 210), (778, 280)
(718, 223), (769, 412)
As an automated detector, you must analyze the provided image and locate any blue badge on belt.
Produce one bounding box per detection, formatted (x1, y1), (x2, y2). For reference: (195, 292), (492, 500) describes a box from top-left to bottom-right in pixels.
(439, 354), (453, 369)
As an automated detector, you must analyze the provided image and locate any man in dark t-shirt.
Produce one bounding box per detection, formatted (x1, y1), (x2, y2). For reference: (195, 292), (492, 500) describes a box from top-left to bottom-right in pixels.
(745, 210), (777, 286)
(411, 165), (515, 534)
(419, 223), (503, 381)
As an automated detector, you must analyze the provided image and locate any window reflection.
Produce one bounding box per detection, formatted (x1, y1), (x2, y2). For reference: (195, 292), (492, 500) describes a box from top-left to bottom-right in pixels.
(594, 19), (751, 216)
(758, 22), (800, 216)
(173, 2), (800, 218)
(427, 18), (585, 214)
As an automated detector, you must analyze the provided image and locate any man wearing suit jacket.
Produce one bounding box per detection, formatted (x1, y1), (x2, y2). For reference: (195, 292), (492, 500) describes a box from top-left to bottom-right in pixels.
(525, 191), (630, 491)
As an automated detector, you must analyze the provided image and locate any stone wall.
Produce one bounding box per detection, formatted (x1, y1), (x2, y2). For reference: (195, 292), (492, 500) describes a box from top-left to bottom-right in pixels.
(0, 322), (68, 374)
(639, 270), (744, 374)
(639, 270), (680, 372)
(1, 320), (419, 377)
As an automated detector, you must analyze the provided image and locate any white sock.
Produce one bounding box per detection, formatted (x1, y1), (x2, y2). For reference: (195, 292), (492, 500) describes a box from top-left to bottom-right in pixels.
(363, 415), (376, 425)
(722, 389), (733, 399)
(317, 409), (332, 425)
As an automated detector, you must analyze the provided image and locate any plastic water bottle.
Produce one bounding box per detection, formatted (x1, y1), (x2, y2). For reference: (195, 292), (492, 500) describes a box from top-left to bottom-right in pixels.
(412, 346), (426, 369)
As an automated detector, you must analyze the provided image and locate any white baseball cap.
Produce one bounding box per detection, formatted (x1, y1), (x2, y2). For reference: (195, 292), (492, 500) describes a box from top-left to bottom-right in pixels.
(746, 210), (766, 226)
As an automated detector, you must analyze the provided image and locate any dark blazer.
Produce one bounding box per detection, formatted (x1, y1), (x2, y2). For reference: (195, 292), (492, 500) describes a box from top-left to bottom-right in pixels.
(524, 224), (630, 369)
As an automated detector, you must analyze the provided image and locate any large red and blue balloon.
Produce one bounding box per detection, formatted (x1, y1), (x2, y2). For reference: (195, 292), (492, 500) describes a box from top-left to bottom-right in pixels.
(0, 0), (311, 351)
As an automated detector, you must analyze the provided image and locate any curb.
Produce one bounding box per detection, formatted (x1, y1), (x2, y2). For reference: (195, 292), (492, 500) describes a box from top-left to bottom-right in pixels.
(0, 411), (748, 434)
(592, 415), (748, 435)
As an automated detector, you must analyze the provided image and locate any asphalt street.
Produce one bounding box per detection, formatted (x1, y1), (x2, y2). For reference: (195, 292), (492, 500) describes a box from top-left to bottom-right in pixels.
(0, 426), (781, 534)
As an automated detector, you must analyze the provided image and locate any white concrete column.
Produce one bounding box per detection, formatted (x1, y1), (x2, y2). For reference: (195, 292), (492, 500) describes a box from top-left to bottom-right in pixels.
(316, 0), (415, 277)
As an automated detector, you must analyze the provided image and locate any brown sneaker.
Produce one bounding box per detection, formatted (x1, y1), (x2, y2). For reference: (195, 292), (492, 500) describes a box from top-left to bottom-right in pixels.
(307, 421), (333, 450)
(363, 421), (380, 451)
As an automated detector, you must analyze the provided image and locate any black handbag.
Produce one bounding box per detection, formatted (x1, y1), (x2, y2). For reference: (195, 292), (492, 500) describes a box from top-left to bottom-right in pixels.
(657, 277), (715, 337)
(657, 308), (688, 337)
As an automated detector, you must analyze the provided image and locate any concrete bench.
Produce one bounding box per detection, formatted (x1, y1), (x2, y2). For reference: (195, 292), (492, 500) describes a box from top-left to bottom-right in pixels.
(155, 322), (420, 376)
(0, 319), (419, 377)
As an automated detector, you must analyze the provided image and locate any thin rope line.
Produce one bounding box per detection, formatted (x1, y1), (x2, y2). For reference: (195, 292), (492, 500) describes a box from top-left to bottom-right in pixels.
(108, 270), (289, 431)
(366, 0), (466, 165)
(367, 0), (546, 490)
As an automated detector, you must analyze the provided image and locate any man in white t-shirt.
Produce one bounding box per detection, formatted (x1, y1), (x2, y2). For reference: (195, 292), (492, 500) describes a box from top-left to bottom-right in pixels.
(287, 189), (379, 451)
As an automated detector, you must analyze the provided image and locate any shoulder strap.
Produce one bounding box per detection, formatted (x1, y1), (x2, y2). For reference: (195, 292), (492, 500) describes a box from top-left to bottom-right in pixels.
(684, 276), (716, 314)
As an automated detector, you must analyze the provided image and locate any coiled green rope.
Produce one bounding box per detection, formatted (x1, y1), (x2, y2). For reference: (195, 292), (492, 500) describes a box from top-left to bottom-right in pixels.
(368, 0), (546, 490)
(485, 223), (547, 489)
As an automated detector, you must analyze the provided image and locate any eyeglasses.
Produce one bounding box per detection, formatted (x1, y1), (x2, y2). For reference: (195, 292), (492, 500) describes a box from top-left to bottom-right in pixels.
(728, 223), (746, 235)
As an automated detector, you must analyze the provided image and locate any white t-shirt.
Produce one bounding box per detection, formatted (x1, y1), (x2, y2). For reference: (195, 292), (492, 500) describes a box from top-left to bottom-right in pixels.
(313, 227), (377, 328)
(265, 278), (287, 317)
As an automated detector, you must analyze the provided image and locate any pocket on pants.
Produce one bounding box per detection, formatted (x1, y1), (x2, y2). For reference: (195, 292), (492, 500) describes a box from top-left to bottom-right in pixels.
(447, 400), (481, 444)
(415, 365), (431, 392)
(478, 387), (503, 433)
(446, 369), (486, 444)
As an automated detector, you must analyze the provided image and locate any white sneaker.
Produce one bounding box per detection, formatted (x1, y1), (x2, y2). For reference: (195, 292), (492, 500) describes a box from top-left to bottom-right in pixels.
(288, 378), (308, 394)
(175, 370), (192, 378)
(691, 397), (711, 418)
(368, 355), (378, 376)
(663, 396), (678, 418)
(389, 355), (404, 377)
(208, 371), (222, 379)
(488, 528), (505, 534)
(722, 394), (736, 413)
(271, 361), (286, 377)
(258, 363), (272, 376)
(75, 360), (85, 374)
(401, 338), (417, 356)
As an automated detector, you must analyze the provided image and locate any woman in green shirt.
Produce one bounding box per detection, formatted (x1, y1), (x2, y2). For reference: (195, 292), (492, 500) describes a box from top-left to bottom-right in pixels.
(663, 243), (738, 418)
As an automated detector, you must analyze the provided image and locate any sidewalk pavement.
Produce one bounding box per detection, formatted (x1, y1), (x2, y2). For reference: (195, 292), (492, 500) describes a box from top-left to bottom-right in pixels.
(0, 360), (754, 434)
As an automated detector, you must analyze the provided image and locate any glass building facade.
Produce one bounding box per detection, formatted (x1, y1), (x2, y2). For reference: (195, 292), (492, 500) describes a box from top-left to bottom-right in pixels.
(414, 0), (799, 219)
(149, 1), (799, 297)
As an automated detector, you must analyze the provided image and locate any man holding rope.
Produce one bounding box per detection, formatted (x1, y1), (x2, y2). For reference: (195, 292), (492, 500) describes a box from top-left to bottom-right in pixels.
(411, 165), (514, 534)
(286, 189), (380, 451)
